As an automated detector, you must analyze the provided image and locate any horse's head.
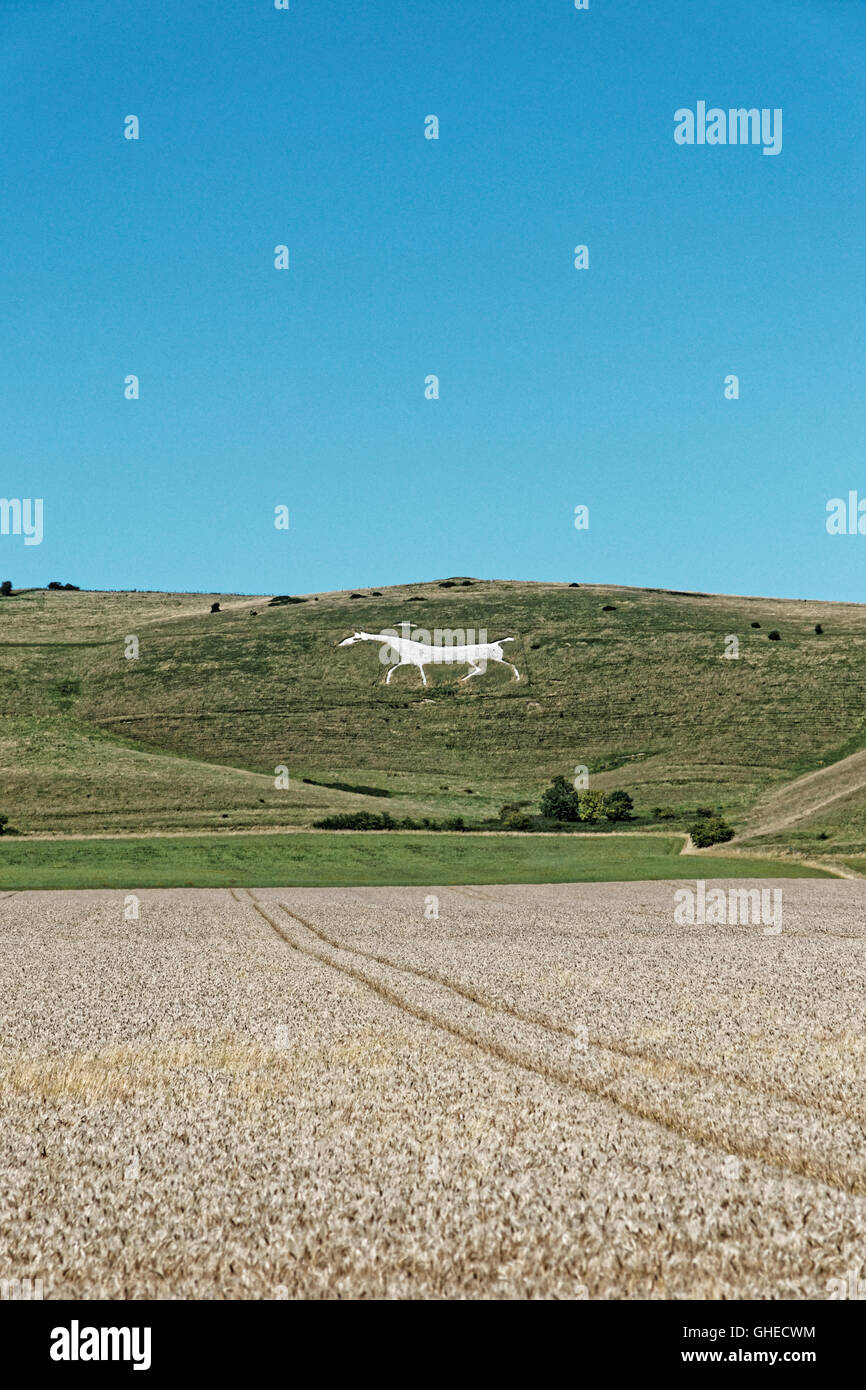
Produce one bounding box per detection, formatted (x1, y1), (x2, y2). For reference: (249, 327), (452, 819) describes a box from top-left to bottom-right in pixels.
(337, 632), (364, 646)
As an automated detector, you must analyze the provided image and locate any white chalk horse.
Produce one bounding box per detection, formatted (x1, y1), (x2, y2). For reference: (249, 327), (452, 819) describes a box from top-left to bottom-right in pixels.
(337, 630), (520, 686)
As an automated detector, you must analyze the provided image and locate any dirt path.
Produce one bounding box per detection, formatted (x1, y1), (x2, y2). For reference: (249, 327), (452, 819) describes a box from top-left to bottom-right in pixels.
(679, 835), (855, 879)
(745, 748), (866, 838)
(15, 826), (681, 841)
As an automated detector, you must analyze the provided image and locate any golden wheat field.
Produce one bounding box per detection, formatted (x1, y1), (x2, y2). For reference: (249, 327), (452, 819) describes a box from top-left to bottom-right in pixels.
(1, 880), (864, 1300)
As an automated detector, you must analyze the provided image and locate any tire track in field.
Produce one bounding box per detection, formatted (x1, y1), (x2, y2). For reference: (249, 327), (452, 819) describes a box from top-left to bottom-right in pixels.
(273, 900), (864, 1128)
(233, 889), (866, 1198)
(445, 885), (505, 904)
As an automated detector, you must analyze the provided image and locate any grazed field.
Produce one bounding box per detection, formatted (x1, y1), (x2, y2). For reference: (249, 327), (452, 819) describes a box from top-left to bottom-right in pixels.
(1, 881), (863, 1300)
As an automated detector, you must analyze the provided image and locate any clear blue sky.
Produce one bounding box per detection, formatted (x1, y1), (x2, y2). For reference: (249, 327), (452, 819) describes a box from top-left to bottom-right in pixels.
(1, 0), (864, 600)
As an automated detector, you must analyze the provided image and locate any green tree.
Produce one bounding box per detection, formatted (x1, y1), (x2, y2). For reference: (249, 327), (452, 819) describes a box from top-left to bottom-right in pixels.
(539, 776), (581, 822)
(689, 817), (734, 848)
(578, 789), (606, 823)
(604, 790), (634, 822)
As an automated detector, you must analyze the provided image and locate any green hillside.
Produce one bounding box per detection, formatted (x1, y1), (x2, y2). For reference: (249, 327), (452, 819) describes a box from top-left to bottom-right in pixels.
(2, 579), (866, 856)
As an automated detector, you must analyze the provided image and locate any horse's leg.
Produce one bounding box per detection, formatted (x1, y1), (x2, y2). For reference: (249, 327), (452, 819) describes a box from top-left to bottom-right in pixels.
(460, 664), (483, 681)
(385, 660), (405, 684)
(509, 663), (521, 681)
(418, 662), (428, 687)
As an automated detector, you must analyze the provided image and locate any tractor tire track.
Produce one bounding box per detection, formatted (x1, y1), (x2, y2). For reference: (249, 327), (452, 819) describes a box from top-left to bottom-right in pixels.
(274, 899), (864, 1128)
(445, 885), (505, 904)
(234, 889), (866, 1199)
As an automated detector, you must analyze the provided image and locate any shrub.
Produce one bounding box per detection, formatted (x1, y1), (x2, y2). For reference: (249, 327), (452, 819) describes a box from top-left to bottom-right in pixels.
(578, 789), (607, 823)
(768, 630), (781, 641)
(693, 806), (714, 819)
(652, 806), (677, 820)
(539, 776), (581, 822)
(269, 595), (306, 606)
(815, 624), (823, 634)
(313, 811), (396, 830)
(689, 817), (735, 847)
(750, 621), (761, 628)
(210, 602), (221, 613)
(602, 604), (617, 612)
(500, 805), (535, 830)
(0, 580), (11, 596)
(604, 789), (634, 821)
(0, 813), (8, 834)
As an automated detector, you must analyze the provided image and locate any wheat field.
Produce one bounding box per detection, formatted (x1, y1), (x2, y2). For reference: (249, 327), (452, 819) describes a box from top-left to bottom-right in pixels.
(0, 881), (864, 1299)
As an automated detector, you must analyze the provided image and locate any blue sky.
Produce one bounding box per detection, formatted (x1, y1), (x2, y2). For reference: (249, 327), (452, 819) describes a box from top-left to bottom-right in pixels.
(1, 0), (864, 600)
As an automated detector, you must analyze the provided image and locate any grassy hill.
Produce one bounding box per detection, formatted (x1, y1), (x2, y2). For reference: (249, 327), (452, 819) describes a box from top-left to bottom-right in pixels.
(2, 578), (866, 860)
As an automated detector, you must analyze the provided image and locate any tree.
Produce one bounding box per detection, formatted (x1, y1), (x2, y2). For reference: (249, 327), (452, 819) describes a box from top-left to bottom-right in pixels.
(0, 581), (11, 596)
(0, 814), (8, 835)
(578, 789), (606, 823)
(604, 789), (634, 821)
(539, 775), (581, 822)
(210, 602), (221, 613)
(690, 817), (734, 848)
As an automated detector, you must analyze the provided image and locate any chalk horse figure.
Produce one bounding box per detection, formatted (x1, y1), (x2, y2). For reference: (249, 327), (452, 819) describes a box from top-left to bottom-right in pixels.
(337, 630), (520, 686)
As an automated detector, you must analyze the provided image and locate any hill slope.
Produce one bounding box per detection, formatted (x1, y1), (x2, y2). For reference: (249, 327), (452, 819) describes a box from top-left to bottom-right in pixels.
(2, 579), (866, 846)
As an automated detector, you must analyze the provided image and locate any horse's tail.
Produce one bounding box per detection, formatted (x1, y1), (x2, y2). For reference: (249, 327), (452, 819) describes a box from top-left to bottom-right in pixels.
(497, 637), (515, 644)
